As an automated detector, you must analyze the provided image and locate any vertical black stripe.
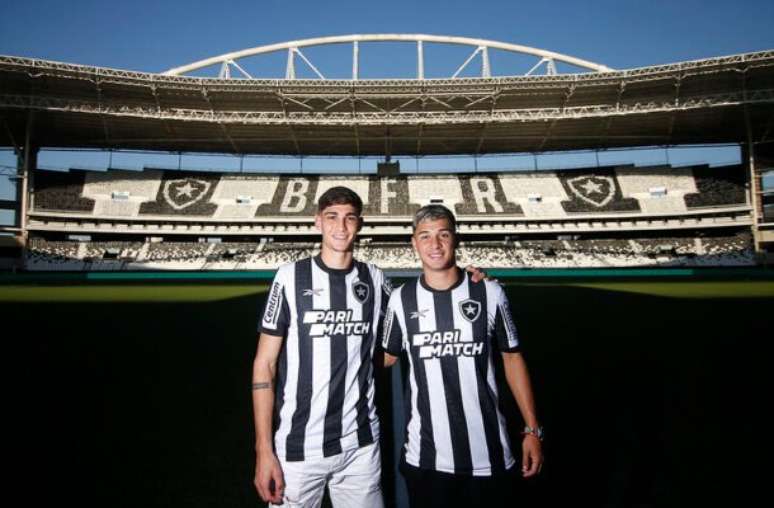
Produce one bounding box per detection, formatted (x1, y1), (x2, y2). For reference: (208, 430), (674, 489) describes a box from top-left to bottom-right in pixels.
(323, 272), (348, 457)
(354, 262), (375, 446)
(286, 259), (313, 461)
(434, 290), (473, 474)
(469, 279), (506, 473)
(403, 280), (436, 470)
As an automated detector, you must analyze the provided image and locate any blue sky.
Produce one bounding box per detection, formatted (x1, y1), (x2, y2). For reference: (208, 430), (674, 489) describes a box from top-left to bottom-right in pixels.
(2, 0), (773, 73)
(1, 0), (773, 216)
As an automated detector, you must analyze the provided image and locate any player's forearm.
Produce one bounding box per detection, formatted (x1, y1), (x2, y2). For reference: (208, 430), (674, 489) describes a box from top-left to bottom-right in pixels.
(502, 352), (539, 428)
(252, 357), (277, 454)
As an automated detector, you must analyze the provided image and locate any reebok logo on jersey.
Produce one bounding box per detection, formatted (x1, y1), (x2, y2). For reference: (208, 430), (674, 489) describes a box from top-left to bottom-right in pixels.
(303, 288), (323, 296)
(303, 309), (371, 337)
(409, 309), (428, 319)
(412, 329), (484, 359)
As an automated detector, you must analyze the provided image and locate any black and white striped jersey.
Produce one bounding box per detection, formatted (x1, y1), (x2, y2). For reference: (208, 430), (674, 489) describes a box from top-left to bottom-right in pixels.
(382, 269), (520, 476)
(259, 255), (391, 462)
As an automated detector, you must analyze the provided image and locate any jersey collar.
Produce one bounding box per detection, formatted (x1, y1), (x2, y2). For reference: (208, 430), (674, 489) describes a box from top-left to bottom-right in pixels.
(313, 254), (355, 276)
(419, 267), (465, 293)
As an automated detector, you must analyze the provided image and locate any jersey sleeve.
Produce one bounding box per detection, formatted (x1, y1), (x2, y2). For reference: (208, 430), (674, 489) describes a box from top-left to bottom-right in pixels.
(259, 267), (291, 337)
(492, 283), (520, 352)
(381, 287), (406, 356)
(380, 276), (394, 318)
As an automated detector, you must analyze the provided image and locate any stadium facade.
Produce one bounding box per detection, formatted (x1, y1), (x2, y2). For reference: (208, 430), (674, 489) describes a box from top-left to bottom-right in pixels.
(0, 35), (772, 271)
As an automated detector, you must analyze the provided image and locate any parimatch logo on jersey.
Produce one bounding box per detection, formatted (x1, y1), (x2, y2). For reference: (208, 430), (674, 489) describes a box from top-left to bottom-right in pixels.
(303, 310), (371, 337)
(412, 329), (484, 359)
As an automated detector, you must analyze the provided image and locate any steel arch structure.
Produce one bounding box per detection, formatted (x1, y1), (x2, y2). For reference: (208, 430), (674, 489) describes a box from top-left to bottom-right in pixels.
(162, 34), (614, 79)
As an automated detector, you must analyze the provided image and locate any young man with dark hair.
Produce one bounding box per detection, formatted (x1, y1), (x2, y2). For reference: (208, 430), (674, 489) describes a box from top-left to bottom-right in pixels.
(382, 204), (544, 507)
(252, 189), (484, 507)
(253, 186), (386, 507)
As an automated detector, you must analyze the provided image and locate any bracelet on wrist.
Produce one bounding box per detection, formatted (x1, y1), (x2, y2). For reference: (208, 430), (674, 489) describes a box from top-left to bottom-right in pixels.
(521, 425), (544, 441)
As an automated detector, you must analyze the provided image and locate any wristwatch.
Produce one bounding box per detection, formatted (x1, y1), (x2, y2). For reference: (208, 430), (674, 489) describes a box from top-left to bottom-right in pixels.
(522, 425), (544, 441)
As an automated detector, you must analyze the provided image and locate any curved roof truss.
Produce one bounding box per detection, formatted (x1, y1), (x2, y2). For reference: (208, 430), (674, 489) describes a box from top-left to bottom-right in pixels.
(163, 34), (614, 79)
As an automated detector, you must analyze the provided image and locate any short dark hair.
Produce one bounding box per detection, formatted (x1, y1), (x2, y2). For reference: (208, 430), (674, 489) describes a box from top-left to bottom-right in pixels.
(412, 204), (457, 233)
(317, 186), (363, 216)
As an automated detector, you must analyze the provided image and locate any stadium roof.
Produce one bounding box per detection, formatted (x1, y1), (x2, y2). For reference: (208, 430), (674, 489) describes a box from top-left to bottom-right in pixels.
(1, 46), (773, 156)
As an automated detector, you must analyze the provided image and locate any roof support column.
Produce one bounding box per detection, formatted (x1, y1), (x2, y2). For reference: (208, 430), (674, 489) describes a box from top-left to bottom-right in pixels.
(743, 103), (764, 257)
(417, 40), (424, 80)
(285, 48), (295, 79)
(16, 111), (36, 267)
(353, 41), (359, 80)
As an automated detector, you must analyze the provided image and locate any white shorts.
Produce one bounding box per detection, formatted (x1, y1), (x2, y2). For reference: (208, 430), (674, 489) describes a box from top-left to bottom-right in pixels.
(272, 442), (384, 508)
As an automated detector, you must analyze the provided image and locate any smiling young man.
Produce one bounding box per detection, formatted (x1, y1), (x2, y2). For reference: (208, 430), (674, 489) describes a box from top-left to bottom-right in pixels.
(252, 187), (388, 507)
(382, 204), (544, 507)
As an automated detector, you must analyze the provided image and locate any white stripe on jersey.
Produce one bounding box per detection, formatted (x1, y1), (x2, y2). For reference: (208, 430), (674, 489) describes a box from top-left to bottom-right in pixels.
(305, 260), (332, 459)
(416, 285), (455, 474)
(451, 280), (491, 474)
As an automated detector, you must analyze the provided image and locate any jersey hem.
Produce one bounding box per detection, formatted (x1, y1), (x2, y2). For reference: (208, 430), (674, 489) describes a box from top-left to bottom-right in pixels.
(401, 456), (516, 477)
(275, 427), (381, 463)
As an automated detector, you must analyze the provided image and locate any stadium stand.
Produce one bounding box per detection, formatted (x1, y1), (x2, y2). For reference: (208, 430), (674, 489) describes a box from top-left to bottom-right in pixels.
(25, 232), (755, 270)
(23, 162), (756, 271)
(146, 241), (212, 262)
(456, 176), (523, 215)
(615, 165), (696, 214)
(256, 176), (321, 216)
(314, 178), (371, 210)
(29, 163), (749, 221)
(0, 235), (23, 271)
(138, 170), (220, 216)
(498, 173), (568, 218)
(211, 176), (280, 220)
(82, 169), (163, 218)
(362, 177), (419, 217)
(557, 167), (641, 213)
(34, 169), (95, 212)
(684, 164), (747, 208)
(408, 175), (465, 210)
